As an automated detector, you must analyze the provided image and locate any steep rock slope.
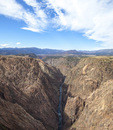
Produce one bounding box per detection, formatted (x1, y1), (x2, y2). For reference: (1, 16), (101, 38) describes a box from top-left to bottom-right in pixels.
(70, 80), (113, 130)
(0, 56), (64, 130)
(43, 56), (80, 75)
(63, 57), (113, 129)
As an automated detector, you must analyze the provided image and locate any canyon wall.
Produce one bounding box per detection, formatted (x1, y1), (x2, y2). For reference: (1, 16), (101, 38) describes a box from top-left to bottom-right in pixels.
(45, 56), (113, 130)
(0, 55), (113, 130)
(0, 56), (64, 130)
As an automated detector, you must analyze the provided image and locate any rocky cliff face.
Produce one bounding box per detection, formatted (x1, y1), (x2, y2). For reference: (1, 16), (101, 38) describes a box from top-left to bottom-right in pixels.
(63, 57), (113, 130)
(44, 56), (113, 130)
(70, 80), (113, 130)
(0, 56), (64, 130)
(0, 55), (113, 130)
(43, 56), (80, 76)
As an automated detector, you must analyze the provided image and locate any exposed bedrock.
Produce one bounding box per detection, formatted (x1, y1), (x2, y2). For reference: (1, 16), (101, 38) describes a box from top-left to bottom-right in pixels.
(0, 56), (64, 130)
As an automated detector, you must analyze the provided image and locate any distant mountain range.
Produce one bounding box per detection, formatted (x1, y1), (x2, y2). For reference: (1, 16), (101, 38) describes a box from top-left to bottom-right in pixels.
(0, 48), (64, 55)
(0, 47), (113, 56)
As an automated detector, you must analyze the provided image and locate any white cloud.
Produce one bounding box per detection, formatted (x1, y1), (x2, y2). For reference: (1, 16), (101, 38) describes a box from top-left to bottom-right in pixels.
(16, 42), (21, 45)
(0, 44), (9, 47)
(0, 0), (47, 32)
(0, 0), (22, 22)
(46, 0), (113, 48)
(23, 0), (38, 7)
(0, 0), (113, 48)
(22, 0), (47, 32)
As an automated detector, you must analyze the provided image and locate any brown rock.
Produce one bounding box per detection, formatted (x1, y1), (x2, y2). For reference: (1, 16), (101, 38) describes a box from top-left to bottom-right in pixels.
(70, 80), (113, 130)
(63, 96), (85, 129)
(63, 57), (113, 130)
(43, 56), (80, 76)
(0, 98), (46, 130)
(65, 57), (113, 99)
(0, 56), (64, 130)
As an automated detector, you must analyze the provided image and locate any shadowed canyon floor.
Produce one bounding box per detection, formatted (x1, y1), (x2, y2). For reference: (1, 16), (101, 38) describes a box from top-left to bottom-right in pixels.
(0, 55), (113, 130)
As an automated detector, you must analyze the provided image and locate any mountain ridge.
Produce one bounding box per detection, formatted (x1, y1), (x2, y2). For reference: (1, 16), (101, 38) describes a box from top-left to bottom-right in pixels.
(1, 47), (113, 55)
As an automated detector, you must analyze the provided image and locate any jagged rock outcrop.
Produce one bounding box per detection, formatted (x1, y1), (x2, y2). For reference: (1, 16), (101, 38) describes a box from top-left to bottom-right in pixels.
(0, 56), (64, 130)
(65, 57), (113, 98)
(0, 55), (113, 130)
(0, 97), (46, 130)
(70, 80), (113, 130)
(46, 56), (113, 130)
(63, 96), (85, 129)
(63, 57), (113, 129)
(43, 56), (80, 75)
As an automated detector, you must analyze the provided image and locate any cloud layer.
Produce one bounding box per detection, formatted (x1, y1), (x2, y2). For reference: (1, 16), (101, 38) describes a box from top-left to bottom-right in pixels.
(0, 0), (113, 47)
(46, 0), (113, 48)
(0, 44), (9, 47)
(0, 0), (47, 32)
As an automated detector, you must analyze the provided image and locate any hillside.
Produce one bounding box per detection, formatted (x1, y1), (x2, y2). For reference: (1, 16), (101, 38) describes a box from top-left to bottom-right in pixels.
(43, 56), (81, 75)
(44, 56), (113, 130)
(0, 55), (113, 130)
(0, 56), (64, 130)
(62, 57), (113, 129)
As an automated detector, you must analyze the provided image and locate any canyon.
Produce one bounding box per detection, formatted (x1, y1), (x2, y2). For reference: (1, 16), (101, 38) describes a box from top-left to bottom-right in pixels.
(0, 55), (113, 130)
(44, 56), (113, 130)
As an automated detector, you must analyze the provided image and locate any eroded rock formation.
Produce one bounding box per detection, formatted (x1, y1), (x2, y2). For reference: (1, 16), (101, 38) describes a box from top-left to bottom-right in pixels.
(0, 55), (113, 130)
(63, 57), (113, 130)
(45, 56), (113, 130)
(0, 56), (64, 130)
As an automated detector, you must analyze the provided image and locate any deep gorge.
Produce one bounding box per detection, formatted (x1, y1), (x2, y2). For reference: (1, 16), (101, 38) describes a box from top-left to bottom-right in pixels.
(0, 55), (113, 130)
(44, 56), (113, 130)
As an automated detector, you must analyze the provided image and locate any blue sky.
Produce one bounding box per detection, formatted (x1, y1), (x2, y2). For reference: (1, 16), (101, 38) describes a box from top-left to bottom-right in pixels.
(0, 0), (113, 50)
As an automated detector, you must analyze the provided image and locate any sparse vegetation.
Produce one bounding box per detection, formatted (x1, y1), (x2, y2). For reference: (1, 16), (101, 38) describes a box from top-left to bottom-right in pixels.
(0, 55), (113, 130)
